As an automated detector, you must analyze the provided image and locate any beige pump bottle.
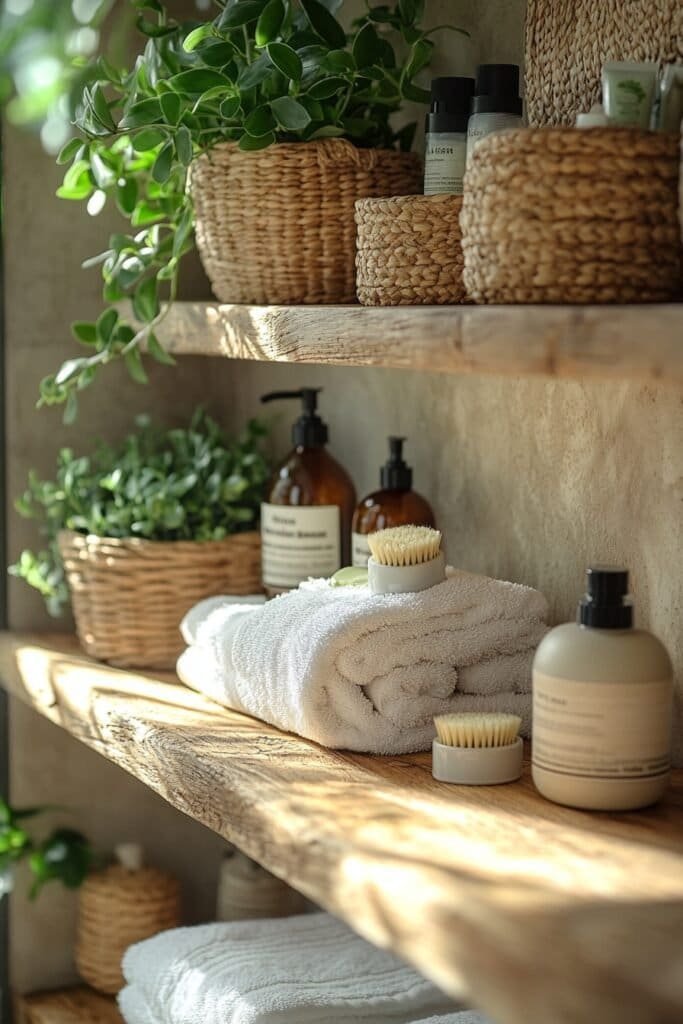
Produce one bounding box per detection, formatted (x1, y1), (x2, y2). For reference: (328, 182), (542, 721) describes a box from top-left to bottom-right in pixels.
(532, 566), (673, 811)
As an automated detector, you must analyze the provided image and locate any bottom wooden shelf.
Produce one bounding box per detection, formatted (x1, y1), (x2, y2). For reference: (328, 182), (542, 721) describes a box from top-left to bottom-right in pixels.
(2, 633), (683, 1024)
(16, 987), (122, 1024)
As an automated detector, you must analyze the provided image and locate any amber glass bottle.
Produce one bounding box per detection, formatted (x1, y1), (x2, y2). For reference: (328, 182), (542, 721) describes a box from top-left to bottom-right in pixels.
(261, 389), (356, 595)
(352, 437), (436, 567)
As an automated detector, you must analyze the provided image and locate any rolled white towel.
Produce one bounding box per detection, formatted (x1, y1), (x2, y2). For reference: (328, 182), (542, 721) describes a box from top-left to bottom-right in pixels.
(119, 912), (454, 1024)
(177, 569), (548, 754)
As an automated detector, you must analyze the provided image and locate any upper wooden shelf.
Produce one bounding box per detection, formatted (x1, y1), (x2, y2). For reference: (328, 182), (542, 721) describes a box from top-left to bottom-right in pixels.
(2, 632), (683, 1024)
(157, 301), (683, 384)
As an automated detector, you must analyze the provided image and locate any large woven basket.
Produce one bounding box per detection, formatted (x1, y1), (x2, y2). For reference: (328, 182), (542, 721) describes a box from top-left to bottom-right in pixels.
(460, 128), (682, 304)
(191, 139), (421, 304)
(75, 865), (180, 995)
(59, 529), (261, 669)
(17, 988), (122, 1024)
(355, 194), (467, 305)
(525, 0), (682, 127)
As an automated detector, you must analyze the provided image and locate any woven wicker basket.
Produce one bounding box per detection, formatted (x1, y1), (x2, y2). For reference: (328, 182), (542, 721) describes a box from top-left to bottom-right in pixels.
(17, 987), (122, 1024)
(75, 865), (180, 995)
(460, 128), (682, 304)
(355, 194), (467, 305)
(59, 529), (261, 669)
(191, 139), (422, 304)
(525, 0), (682, 127)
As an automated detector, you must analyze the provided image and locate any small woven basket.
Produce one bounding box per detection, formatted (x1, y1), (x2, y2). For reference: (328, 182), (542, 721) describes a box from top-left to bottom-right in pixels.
(525, 0), (681, 127)
(461, 128), (682, 304)
(59, 529), (261, 669)
(355, 194), (467, 305)
(191, 139), (422, 305)
(75, 865), (181, 995)
(17, 988), (123, 1024)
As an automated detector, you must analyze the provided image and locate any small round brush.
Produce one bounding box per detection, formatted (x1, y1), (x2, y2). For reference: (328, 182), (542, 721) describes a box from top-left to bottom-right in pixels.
(432, 712), (523, 786)
(367, 525), (446, 595)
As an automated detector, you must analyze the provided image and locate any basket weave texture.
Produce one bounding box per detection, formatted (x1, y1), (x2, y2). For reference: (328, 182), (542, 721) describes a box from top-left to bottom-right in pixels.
(460, 128), (682, 304)
(525, 0), (682, 126)
(59, 529), (261, 669)
(355, 194), (467, 305)
(191, 139), (422, 305)
(75, 866), (180, 995)
(17, 987), (123, 1024)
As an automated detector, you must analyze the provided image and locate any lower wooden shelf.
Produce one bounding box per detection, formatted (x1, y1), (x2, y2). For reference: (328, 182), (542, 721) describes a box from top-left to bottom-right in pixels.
(2, 632), (683, 1024)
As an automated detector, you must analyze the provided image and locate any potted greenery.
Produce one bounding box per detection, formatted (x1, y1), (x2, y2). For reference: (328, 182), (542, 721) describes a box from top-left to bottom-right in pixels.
(11, 410), (270, 668)
(0, 799), (92, 900)
(42, 0), (464, 417)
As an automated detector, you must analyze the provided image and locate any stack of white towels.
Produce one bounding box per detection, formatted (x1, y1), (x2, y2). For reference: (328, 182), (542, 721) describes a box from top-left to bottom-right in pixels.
(177, 568), (548, 753)
(118, 912), (491, 1024)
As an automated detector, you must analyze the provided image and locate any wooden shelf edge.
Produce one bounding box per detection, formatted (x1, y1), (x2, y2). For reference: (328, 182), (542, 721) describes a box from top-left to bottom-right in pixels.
(155, 301), (683, 384)
(2, 632), (683, 1024)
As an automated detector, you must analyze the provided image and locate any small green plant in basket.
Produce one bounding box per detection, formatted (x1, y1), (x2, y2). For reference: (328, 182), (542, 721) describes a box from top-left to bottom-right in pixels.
(42, 0), (465, 419)
(11, 409), (271, 615)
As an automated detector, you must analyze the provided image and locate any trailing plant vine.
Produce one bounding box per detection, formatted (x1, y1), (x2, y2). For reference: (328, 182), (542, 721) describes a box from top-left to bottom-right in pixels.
(0, 800), (92, 900)
(42, 0), (464, 420)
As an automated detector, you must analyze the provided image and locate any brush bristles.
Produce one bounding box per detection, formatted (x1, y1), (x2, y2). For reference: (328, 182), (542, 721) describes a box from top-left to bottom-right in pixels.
(368, 525), (442, 567)
(434, 713), (522, 749)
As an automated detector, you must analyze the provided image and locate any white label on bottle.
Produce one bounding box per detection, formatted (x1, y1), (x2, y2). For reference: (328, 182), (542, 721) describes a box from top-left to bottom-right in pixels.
(466, 113), (524, 165)
(424, 133), (467, 195)
(532, 672), (672, 780)
(261, 503), (341, 589)
(351, 531), (372, 568)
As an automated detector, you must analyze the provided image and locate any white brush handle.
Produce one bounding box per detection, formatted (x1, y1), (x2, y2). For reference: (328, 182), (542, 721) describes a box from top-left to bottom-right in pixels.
(368, 551), (446, 595)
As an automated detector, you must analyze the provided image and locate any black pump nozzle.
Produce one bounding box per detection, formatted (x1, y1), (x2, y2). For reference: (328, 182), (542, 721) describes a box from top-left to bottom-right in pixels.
(381, 436), (412, 491)
(261, 388), (328, 447)
(579, 566), (633, 629)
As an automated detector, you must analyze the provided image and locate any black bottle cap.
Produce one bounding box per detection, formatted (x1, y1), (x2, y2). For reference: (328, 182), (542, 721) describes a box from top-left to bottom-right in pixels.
(470, 63), (523, 116)
(261, 388), (328, 447)
(380, 436), (412, 491)
(578, 566), (633, 629)
(426, 77), (475, 134)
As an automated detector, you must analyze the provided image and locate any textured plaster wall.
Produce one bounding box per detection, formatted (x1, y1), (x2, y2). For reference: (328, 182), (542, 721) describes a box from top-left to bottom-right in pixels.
(5, 0), (683, 998)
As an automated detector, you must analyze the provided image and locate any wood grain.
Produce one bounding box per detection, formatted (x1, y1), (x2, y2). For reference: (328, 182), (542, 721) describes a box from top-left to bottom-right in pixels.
(3, 633), (683, 1024)
(154, 301), (683, 384)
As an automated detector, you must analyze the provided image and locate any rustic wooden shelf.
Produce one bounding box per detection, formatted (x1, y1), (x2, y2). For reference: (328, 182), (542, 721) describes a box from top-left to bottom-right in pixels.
(156, 301), (683, 384)
(2, 632), (683, 1024)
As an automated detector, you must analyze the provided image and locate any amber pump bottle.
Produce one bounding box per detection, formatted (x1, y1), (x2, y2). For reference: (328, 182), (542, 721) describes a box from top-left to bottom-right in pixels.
(260, 388), (356, 595)
(351, 437), (436, 567)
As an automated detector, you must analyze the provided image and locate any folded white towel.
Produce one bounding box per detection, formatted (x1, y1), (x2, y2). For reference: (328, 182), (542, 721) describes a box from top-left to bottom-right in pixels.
(119, 912), (454, 1024)
(177, 569), (548, 754)
(411, 1015), (492, 1024)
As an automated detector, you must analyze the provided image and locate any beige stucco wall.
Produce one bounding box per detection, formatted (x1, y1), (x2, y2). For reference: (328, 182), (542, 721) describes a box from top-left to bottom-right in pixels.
(5, 0), (683, 999)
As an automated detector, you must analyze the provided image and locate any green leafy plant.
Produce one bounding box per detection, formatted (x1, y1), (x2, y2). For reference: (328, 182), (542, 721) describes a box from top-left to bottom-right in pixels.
(0, 799), (92, 900)
(11, 409), (271, 614)
(41, 0), (464, 419)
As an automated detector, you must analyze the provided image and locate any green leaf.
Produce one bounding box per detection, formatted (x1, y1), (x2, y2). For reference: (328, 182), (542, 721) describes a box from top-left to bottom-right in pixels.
(266, 42), (302, 82)
(131, 127), (166, 152)
(131, 202), (163, 227)
(168, 69), (231, 95)
(238, 131), (276, 150)
(160, 91), (182, 125)
(63, 392), (79, 426)
(96, 308), (119, 344)
(405, 37), (433, 79)
(401, 80), (430, 103)
(306, 76), (347, 100)
(147, 332), (176, 366)
(90, 84), (116, 132)
(196, 41), (236, 68)
(72, 322), (97, 345)
(300, 0), (346, 48)
(352, 23), (383, 68)
(55, 357), (91, 386)
(323, 49), (355, 73)
(270, 96), (311, 131)
(220, 96), (241, 119)
(256, 0), (285, 46)
(183, 24), (215, 52)
(116, 179), (138, 217)
(90, 152), (115, 189)
(124, 347), (148, 384)
(219, 1), (265, 28)
(175, 126), (193, 166)
(133, 276), (160, 322)
(119, 98), (163, 129)
(238, 53), (273, 90)
(245, 104), (276, 137)
(152, 140), (174, 183)
(57, 139), (83, 165)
